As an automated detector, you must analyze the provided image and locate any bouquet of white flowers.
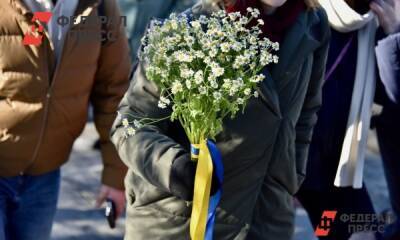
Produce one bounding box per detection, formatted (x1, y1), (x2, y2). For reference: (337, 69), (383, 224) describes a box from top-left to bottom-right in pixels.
(122, 7), (279, 240)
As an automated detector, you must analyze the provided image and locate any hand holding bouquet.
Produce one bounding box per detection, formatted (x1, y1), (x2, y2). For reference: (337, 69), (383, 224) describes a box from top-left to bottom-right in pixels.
(121, 8), (279, 240)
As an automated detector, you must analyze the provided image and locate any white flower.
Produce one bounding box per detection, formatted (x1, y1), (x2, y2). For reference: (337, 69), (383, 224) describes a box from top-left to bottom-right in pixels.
(272, 42), (280, 51)
(199, 86), (207, 95)
(233, 78), (244, 88)
(122, 118), (129, 127)
(273, 55), (279, 64)
(199, 15), (208, 24)
(257, 19), (264, 26)
(191, 20), (202, 29)
(213, 91), (222, 100)
(195, 51), (205, 59)
(185, 80), (192, 89)
(170, 19), (178, 30)
(194, 71), (204, 84)
(212, 66), (224, 77)
(232, 42), (243, 52)
(249, 36), (257, 45)
(252, 8), (261, 18)
(180, 67), (194, 79)
(158, 101), (167, 109)
(203, 57), (212, 65)
(160, 96), (170, 105)
(185, 36), (195, 46)
(237, 98), (244, 105)
(174, 51), (193, 63)
(240, 16), (249, 25)
(220, 43), (230, 53)
(222, 79), (232, 89)
(210, 80), (218, 89)
(229, 85), (239, 96)
(228, 12), (239, 21)
(251, 74), (265, 83)
(254, 91), (259, 98)
(233, 55), (250, 69)
(244, 88), (251, 95)
(209, 48), (218, 58)
(126, 127), (136, 136)
(171, 81), (183, 94)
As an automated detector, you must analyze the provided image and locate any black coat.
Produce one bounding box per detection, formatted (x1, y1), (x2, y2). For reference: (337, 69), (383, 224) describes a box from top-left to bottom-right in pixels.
(111, 3), (330, 239)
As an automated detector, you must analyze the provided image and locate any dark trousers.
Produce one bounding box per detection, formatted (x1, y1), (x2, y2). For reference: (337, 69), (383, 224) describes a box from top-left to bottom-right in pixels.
(296, 186), (376, 240)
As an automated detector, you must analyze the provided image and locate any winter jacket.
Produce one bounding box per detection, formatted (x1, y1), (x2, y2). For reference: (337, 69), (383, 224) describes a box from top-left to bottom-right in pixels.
(0, 0), (131, 189)
(111, 2), (330, 239)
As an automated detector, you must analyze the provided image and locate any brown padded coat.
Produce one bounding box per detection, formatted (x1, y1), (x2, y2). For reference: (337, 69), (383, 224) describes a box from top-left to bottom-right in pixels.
(0, 0), (131, 189)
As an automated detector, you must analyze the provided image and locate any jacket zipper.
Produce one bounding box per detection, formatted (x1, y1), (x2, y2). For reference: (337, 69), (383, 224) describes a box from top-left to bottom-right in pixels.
(28, 38), (61, 171)
(26, 2), (100, 173)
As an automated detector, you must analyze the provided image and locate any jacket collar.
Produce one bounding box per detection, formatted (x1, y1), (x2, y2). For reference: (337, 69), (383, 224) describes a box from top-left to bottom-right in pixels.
(257, 10), (324, 117)
(271, 10), (322, 80)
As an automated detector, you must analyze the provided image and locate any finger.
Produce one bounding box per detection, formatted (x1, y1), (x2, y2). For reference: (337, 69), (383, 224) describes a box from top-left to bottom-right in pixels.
(111, 193), (126, 218)
(370, 1), (386, 18)
(114, 199), (126, 218)
(95, 188), (109, 207)
(376, 0), (392, 10)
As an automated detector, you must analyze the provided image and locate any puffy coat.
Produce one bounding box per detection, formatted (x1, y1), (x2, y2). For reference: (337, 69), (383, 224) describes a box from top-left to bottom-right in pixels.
(0, 0), (131, 189)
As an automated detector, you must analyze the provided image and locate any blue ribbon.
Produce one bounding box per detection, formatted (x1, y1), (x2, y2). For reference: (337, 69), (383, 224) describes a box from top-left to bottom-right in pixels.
(205, 140), (224, 240)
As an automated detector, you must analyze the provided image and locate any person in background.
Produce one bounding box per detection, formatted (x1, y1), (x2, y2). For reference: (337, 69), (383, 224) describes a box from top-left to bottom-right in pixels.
(371, 0), (400, 239)
(118, 0), (197, 61)
(112, 0), (330, 239)
(0, 0), (131, 239)
(296, 0), (400, 239)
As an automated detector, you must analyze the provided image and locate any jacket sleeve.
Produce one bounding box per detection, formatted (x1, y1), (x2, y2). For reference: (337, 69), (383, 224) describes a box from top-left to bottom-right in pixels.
(376, 32), (400, 104)
(91, 0), (131, 190)
(294, 10), (330, 183)
(110, 60), (192, 196)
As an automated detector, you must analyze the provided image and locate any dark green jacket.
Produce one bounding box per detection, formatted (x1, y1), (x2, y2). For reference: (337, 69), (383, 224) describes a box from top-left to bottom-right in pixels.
(111, 2), (330, 239)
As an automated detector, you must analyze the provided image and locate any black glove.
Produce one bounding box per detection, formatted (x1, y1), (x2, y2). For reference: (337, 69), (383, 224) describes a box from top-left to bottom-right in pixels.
(170, 153), (196, 201)
(169, 153), (220, 201)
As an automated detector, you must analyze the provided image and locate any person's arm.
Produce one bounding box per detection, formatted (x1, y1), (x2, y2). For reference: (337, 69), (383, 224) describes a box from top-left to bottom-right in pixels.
(294, 10), (330, 185)
(375, 33), (400, 104)
(111, 59), (196, 201)
(91, 0), (131, 190)
(371, 0), (400, 104)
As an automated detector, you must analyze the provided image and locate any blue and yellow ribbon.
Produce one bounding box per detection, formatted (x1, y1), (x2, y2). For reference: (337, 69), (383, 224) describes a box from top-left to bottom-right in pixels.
(190, 139), (224, 240)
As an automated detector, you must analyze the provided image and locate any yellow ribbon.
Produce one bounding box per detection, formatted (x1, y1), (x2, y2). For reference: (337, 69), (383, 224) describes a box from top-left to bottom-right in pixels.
(190, 140), (213, 240)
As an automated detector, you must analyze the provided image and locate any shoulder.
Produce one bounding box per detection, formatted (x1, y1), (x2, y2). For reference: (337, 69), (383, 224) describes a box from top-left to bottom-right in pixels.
(307, 7), (331, 45)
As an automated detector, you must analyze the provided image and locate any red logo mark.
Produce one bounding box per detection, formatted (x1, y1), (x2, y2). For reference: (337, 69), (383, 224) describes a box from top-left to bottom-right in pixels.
(315, 210), (338, 237)
(23, 12), (52, 46)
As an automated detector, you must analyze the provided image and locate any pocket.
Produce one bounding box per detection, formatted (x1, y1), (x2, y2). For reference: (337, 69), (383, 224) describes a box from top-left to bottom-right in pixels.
(124, 171), (137, 206)
(267, 119), (299, 195)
